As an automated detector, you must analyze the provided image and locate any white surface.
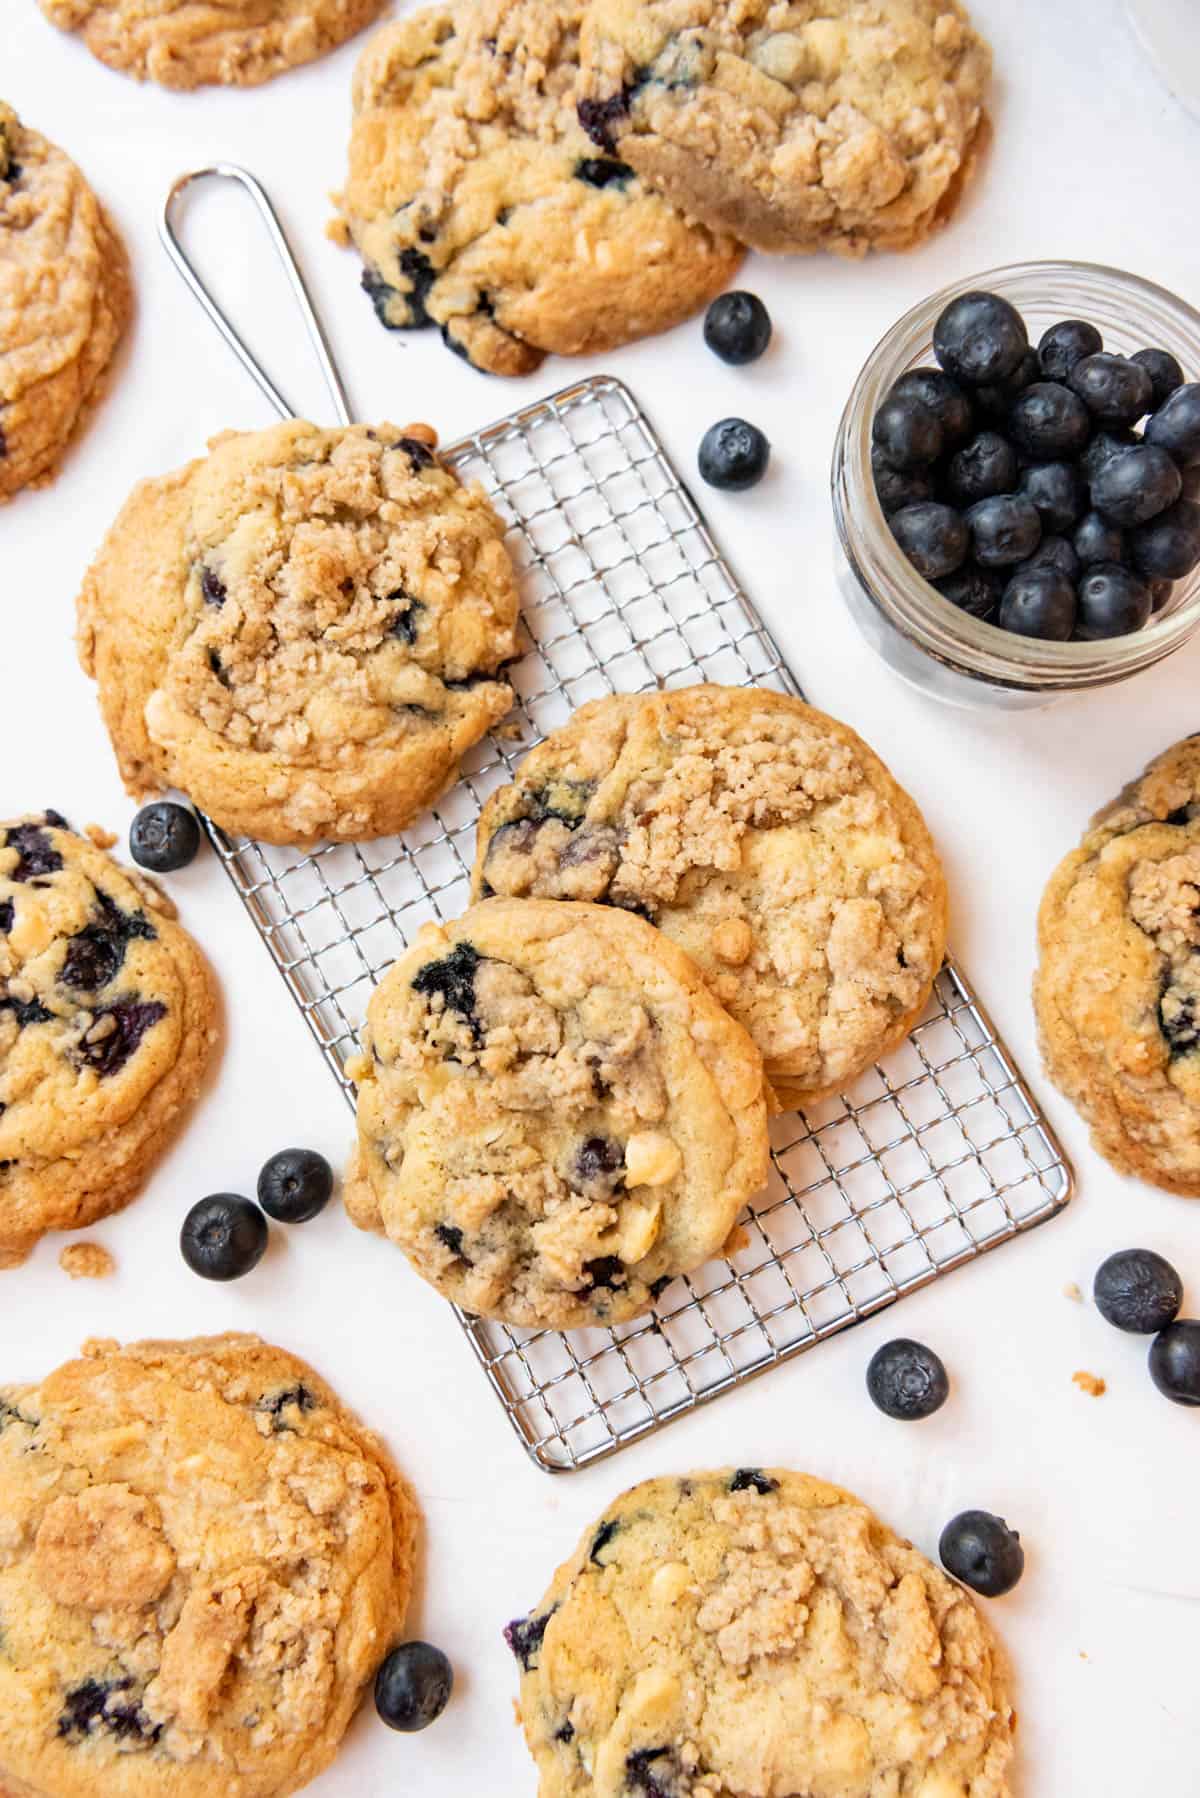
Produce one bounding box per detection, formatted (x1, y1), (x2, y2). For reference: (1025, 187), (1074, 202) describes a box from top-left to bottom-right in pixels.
(4, 2), (1200, 1792)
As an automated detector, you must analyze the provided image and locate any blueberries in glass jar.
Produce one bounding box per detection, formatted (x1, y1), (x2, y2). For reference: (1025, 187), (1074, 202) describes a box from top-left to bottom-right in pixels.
(1009, 382), (1091, 459)
(1037, 318), (1102, 381)
(1081, 428), (1139, 483)
(889, 367), (973, 446)
(698, 418), (770, 491)
(872, 444), (933, 515)
(1132, 347), (1184, 409)
(1128, 497), (1200, 579)
(1017, 460), (1085, 533)
(1075, 564), (1153, 640)
(966, 494), (1042, 568)
(871, 392), (943, 470)
(974, 346), (1039, 423)
(1149, 577), (1175, 612)
(998, 566), (1076, 640)
(703, 291), (772, 365)
(1017, 534), (1080, 582)
(889, 502), (969, 580)
(945, 430), (1018, 508)
(1090, 443), (1181, 526)
(1073, 510), (1125, 567)
(933, 291), (1028, 386)
(935, 563), (1001, 621)
(1068, 352), (1154, 426)
(1144, 382), (1200, 465)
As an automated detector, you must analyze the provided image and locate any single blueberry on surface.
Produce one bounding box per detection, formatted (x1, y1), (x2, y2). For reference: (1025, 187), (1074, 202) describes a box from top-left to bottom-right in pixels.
(935, 563), (1001, 621)
(1037, 318), (1103, 381)
(1128, 498), (1200, 579)
(1093, 1249), (1183, 1334)
(1018, 460), (1085, 533)
(998, 566), (1076, 641)
(1074, 509), (1125, 567)
(933, 291), (1028, 386)
(872, 392), (944, 470)
(1075, 564), (1153, 639)
(939, 1510), (1025, 1597)
(180, 1194), (268, 1281)
(1090, 443), (1181, 526)
(945, 430), (1018, 508)
(129, 802), (202, 873)
(1144, 382), (1200, 465)
(1132, 347), (1184, 409)
(1008, 382), (1091, 459)
(889, 367), (973, 446)
(1017, 535), (1080, 582)
(257, 1147), (333, 1223)
(374, 1642), (453, 1732)
(872, 444), (933, 515)
(1069, 353), (1154, 426)
(889, 502), (969, 580)
(966, 493), (1042, 568)
(698, 418), (770, 491)
(866, 1338), (949, 1420)
(703, 291), (772, 365)
(1148, 1321), (1200, 1406)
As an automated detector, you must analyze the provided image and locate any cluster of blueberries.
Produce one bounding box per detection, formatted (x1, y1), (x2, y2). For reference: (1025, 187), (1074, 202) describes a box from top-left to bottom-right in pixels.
(873, 291), (1200, 641)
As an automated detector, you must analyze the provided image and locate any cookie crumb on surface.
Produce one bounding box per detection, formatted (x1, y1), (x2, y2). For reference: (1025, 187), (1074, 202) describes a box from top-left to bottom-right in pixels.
(1063, 1280), (1083, 1302)
(59, 1241), (115, 1279)
(1072, 1369), (1106, 1397)
(83, 822), (118, 849)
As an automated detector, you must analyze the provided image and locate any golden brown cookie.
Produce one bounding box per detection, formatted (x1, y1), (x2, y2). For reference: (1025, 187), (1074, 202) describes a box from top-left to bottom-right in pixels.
(1036, 734), (1200, 1196)
(0, 812), (217, 1269)
(0, 103), (129, 503)
(578, 0), (992, 254)
(506, 1467), (1014, 1798)
(77, 421), (520, 847)
(473, 686), (948, 1108)
(0, 1333), (416, 1798)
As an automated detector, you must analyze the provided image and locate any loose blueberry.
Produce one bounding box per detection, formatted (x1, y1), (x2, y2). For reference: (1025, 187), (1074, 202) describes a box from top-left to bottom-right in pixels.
(1037, 318), (1103, 382)
(698, 418), (770, 491)
(998, 566), (1076, 640)
(889, 502), (969, 580)
(933, 291), (1028, 387)
(1009, 382), (1091, 459)
(1018, 461), (1086, 533)
(1132, 347), (1184, 409)
(974, 346), (1040, 422)
(1148, 1321), (1200, 1406)
(180, 1194), (268, 1281)
(129, 802), (202, 873)
(872, 392), (943, 470)
(1074, 510), (1125, 566)
(935, 563), (1002, 621)
(1128, 498), (1200, 579)
(1090, 443), (1181, 526)
(866, 1338), (949, 1420)
(945, 431), (1018, 508)
(1069, 353), (1154, 426)
(257, 1148), (334, 1223)
(1144, 382), (1200, 465)
(872, 444), (933, 515)
(966, 493), (1043, 567)
(1017, 535), (1080, 582)
(703, 291), (772, 365)
(889, 367), (974, 447)
(939, 1510), (1025, 1597)
(1093, 1248), (1183, 1334)
(1075, 563), (1153, 639)
(374, 1642), (453, 1732)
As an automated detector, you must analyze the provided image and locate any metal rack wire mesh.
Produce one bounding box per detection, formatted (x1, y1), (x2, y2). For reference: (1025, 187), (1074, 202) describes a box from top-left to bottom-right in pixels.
(207, 373), (1072, 1473)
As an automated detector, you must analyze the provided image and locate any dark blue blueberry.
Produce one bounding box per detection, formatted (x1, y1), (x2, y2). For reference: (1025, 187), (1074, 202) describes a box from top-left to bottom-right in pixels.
(1075, 564), (1153, 640)
(2, 993), (52, 1029)
(397, 247), (437, 326)
(129, 802), (202, 873)
(935, 563), (1001, 621)
(573, 1136), (625, 1196)
(1183, 464), (1200, 503)
(1144, 382), (1200, 466)
(933, 291), (1028, 387)
(1069, 353), (1154, 427)
(698, 418), (770, 491)
(78, 1000), (166, 1076)
(577, 88), (633, 154)
(866, 1338), (949, 1420)
(703, 291), (772, 366)
(1150, 577), (1175, 612)
(555, 1720), (575, 1744)
(374, 1642), (453, 1732)
(1017, 460), (1086, 533)
(1132, 347), (1184, 409)
(504, 1607), (556, 1671)
(625, 1747), (678, 1796)
(889, 367), (973, 446)
(1148, 1320), (1200, 1406)
(58, 1678), (160, 1743)
(966, 493), (1042, 568)
(61, 892), (155, 992)
(574, 157), (635, 189)
(582, 1255), (627, 1292)
(435, 1222), (467, 1258)
(1037, 318), (1102, 382)
(1090, 443), (1181, 526)
(939, 1510), (1025, 1596)
(0, 899), (12, 933)
(1093, 1249), (1183, 1334)
(590, 1518), (620, 1562)
(389, 595), (424, 644)
(1017, 535), (1080, 582)
(200, 566), (226, 608)
(6, 821), (63, 880)
(998, 566), (1076, 641)
(257, 1147), (333, 1223)
(1159, 980), (1198, 1058)
(393, 436), (436, 470)
(180, 1193), (268, 1281)
(730, 1469), (778, 1495)
(1129, 498), (1200, 579)
(872, 392), (944, 470)
(1074, 509), (1125, 566)
(889, 501), (969, 580)
(944, 430), (1018, 508)
(256, 1384), (317, 1429)
(973, 346), (1039, 423)
(1081, 428), (1139, 483)
(872, 444), (933, 516)
(412, 942), (482, 1023)
(362, 267), (405, 329)
(1008, 382), (1091, 459)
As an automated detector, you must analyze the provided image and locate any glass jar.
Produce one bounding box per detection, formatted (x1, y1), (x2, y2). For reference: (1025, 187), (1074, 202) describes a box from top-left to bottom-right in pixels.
(832, 260), (1200, 710)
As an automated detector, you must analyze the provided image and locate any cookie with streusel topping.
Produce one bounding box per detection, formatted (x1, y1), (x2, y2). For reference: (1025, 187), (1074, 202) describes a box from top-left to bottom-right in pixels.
(76, 420), (520, 847)
(1036, 734), (1200, 1195)
(0, 1332), (416, 1798)
(505, 1467), (1014, 1798)
(473, 686), (947, 1108)
(0, 812), (217, 1270)
(346, 897), (769, 1328)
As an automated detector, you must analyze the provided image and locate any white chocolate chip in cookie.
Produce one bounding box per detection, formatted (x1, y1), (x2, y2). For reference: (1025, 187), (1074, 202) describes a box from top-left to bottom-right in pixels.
(624, 1130), (683, 1188)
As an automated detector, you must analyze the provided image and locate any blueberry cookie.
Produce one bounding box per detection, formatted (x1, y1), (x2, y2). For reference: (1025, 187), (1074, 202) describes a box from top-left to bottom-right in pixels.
(577, 0), (992, 255)
(334, 0), (743, 377)
(77, 421), (520, 847)
(1036, 735), (1200, 1196)
(473, 687), (947, 1109)
(38, 0), (385, 88)
(0, 813), (217, 1270)
(0, 103), (130, 503)
(0, 1332), (416, 1797)
(346, 897), (769, 1329)
(507, 1467), (1014, 1798)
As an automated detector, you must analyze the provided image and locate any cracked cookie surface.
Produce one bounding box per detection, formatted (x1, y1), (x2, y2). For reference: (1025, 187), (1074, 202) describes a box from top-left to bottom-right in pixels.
(577, 0), (991, 255)
(1036, 734), (1200, 1196)
(77, 420), (520, 847)
(507, 1467), (1014, 1798)
(38, 0), (385, 88)
(0, 103), (130, 503)
(335, 0), (743, 376)
(0, 813), (217, 1270)
(0, 1332), (416, 1798)
(473, 687), (947, 1109)
(347, 897), (769, 1329)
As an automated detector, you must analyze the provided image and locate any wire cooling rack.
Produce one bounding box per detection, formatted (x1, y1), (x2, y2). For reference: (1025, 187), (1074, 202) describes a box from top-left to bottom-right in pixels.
(204, 371), (1073, 1473)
